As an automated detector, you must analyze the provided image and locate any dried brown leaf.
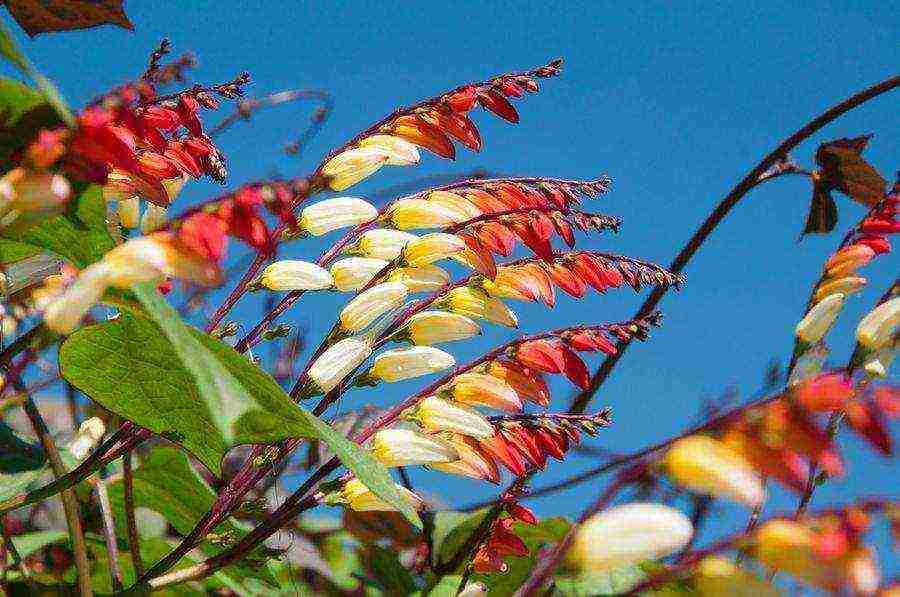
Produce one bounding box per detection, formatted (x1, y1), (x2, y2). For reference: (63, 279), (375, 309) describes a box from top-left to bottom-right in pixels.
(4, 0), (134, 37)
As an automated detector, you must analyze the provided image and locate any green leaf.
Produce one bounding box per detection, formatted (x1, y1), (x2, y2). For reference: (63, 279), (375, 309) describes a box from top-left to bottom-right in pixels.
(430, 509), (490, 570)
(0, 76), (64, 173)
(422, 575), (464, 597)
(0, 422), (79, 502)
(105, 447), (277, 590)
(60, 296), (422, 528)
(0, 238), (41, 264)
(9, 529), (67, 558)
(366, 544), (417, 594)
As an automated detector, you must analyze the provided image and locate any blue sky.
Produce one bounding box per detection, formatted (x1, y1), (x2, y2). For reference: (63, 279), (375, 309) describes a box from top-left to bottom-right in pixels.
(6, 0), (898, 581)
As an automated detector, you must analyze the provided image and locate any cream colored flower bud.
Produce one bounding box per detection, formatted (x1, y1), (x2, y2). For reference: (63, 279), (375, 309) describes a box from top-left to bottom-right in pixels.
(299, 197), (378, 236)
(795, 293), (845, 344)
(117, 197), (140, 229)
(253, 260), (334, 292)
(44, 263), (113, 334)
(337, 478), (423, 512)
(339, 281), (408, 332)
(565, 503), (693, 573)
(68, 417), (106, 459)
(663, 435), (765, 508)
(443, 287), (518, 328)
(402, 233), (466, 266)
(370, 428), (458, 467)
(388, 198), (464, 230)
(387, 265), (450, 293)
(321, 147), (390, 191)
(330, 257), (389, 291)
(370, 346), (455, 382)
(856, 296), (899, 351)
(308, 336), (372, 394)
(141, 203), (168, 233)
(694, 556), (780, 597)
(406, 311), (481, 345)
(412, 396), (494, 438)
(353, 228), (418, 259)
(446, 372), (522, 412)
(358, 135), (420, 166)
(814, 275), (866, 302)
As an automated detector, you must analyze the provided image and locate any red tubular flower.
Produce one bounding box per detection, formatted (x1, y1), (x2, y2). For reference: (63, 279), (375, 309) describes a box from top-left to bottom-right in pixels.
(795, 372), (855, 412)
(478, 433), (528, 477)
(844, 398), (893, 456)
(560, 344), (591, 389)
(515, 339), (566, 374)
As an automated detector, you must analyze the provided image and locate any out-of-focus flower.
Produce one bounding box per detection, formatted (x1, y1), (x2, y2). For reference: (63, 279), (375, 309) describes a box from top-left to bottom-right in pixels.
(863, 341), (897, 378)
(329, 478), (423, 512)
(330, 257), (389, 291)
(444, 372), (522, 412)
(692, 556), (780, 597)
(401, 232), (466, 266)
(339, 281), (408, 332)
(457, 582), (487, 597)
(370, 428), (457, 467)
(116, 196), (140, 229)
(140, 203), (168, 234)
(386, 265), (450, 292)
(824, 244), (876, 277)
(307, 336), (372, 394)
(815, 275), (867, 302)
(368, 346), (455, 383)
(68, 417), (105, 459)
(321, 147), (391, 191)
(429, 434), (500, 483)
(441, 287), (518, 328)
(388, 197), (465, 229)
(357, 135), (421, 166)
(0, 168), (71, 232)
(251, 260), (334, 292)
(298, 197), (378, 236)
(565, 503), (693, 572)
(856, 297), (899, 352)
(404, 311), (481, 345)
(663, 435), (765, 508)
(410, 396), (494, 438)
(795, 372), (855, 412)
(350, 228), (417, 260)
(796, 293), (845, 344)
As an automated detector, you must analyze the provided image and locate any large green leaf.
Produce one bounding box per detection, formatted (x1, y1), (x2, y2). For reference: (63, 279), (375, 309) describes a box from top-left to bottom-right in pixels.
(366, 544), (417, 594)
(9, 529), (67, 558)
(60, 293), (422, 528)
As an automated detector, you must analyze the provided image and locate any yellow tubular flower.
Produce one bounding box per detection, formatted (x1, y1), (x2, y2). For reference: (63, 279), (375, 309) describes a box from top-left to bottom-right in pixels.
(253, 260), (334, 292)
(663, 435), (765, 508)
(68, 417), (106, 459)
(307, 336), (372, 394)
(752, 520), (829, 588)
(856, 296), (900, 351)
(117, 197), (140, 229)
(339, 281), (409, 332)
(387, 265), (450, 292)
(445, 372), (522, 412)
(358, 135), (421, 165)
(405, 311), (482, 345)
(795, 293), (845, 344)
(43, 263), (112, 334)
(565, 503), (693, 573)
(330, 257), (389, 292)
(426, 190), (481, 220)
(411, 396), (494, 438)
(299, 197), (378, 236)
(824, 244), (875, 277)
(693, 557), (780, 597)
(370, 428), (458, 467)
(369, 346), (455, 383)
(430, 434), (500, 483)
(388, 198), (464, 230)
(321, 147), (390, 191)
(140, 203), (168, 234)
(814, 276), (867, 302)
(336, 478), (423, 512)
(402, 233), (466, 266)
(352, 228), (418, 260)
(442, 287), (518, 328)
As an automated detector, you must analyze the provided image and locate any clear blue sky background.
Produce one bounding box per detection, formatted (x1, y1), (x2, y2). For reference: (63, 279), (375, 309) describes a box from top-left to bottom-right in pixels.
(6, 0), (898, 583)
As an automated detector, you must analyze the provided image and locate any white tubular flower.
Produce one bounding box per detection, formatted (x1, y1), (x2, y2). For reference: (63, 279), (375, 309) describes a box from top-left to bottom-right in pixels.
(856, 296), (900, 352)
(411, 396), (494, 438)
(353, 228), (418, 259)
(402, 233), (466, 266)
(321, 147), (390, 191)
(565, 503), (693, 573)
(387, 265), (450, 292)
(299, 197), (378, 236)
(68, 417), (106, 459)
(307, 336), (372, 394)
(369, 346), (455, 383)
(117, 197), (140, 229)
(443, 287), (518, 328)
(141, 203), (168, 234)
(358, 135), (421, 165)
(405, 311), (481, 345)
(339, 281), (409, 332)
(330, 257), (389, 291)
(335, 478), (424, 512)
(795, 293), (845, 344)
(663, 435), (765, 508)
(43, 263), (113, 334)
(370, 428), (458, 467)
(388, 198), (465, 230)
(253, 260), (334, 292)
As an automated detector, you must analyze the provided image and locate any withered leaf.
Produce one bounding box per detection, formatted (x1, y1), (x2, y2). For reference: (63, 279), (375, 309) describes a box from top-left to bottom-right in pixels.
(815, 134), (887, 207)
(802, 185), (839, 236)
(3, 0), (134, 37)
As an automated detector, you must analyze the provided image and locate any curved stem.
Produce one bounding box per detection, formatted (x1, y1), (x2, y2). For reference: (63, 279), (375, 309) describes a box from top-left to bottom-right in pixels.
(568, 74), (900, 415)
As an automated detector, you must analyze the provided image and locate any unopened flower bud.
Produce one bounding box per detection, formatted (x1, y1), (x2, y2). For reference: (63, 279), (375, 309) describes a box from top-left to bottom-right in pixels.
(307, 336), (372, 394)
(330, 257), (389, 291)
(442, 287), (518, 328)
(321, 147), (390, 191)
(252, 260), (334, 292)
(369, 346), (455, 383)
(796, 293), (845, 344)
(426, 190), (481, 220)
(405, 311), (481, 345)
(565, 503), (693, 572)
(386, 265), (450, 292)
(856, 296), (899, 351)
(299, 197), (378, 236)
(664, 435), (765, 508)
(68, 417), (106, 459)
(751, 520), (822, 587)
(358, 135), (420, 166)
(402, 233), (466, 266)
(388, 198), (464, 230)
(370, 428), (458, 467)
(411, 397), (494, 438)
(339, 281), (408, 332)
